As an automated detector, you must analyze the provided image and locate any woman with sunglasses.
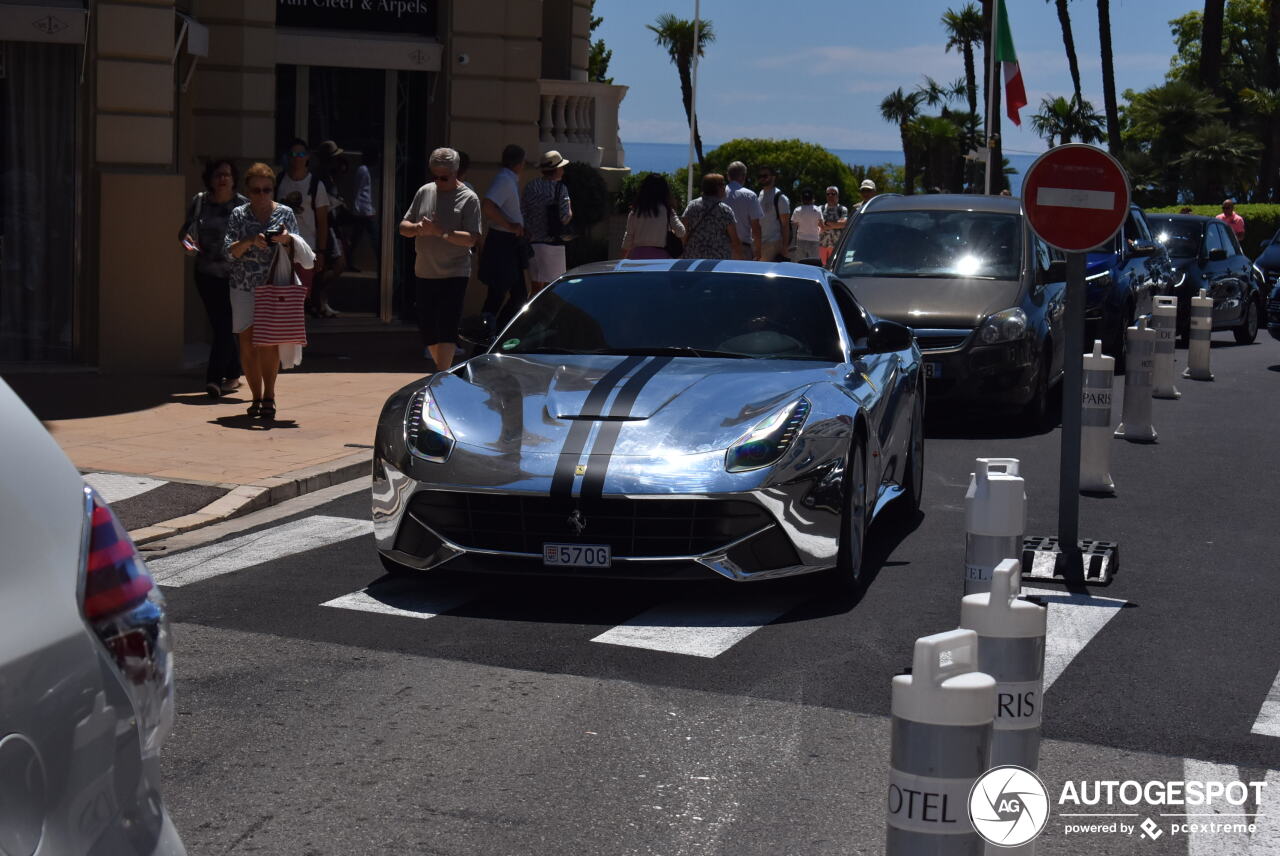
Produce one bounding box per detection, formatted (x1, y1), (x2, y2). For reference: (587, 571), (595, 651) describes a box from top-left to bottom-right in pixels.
(179, 158), (247, 398)
(225, 162), (300, 420)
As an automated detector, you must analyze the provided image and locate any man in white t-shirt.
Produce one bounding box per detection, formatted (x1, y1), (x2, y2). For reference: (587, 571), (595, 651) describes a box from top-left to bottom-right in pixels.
(791, 189), (823, 261)
(757, 166), (790, 262)
(276, 138), (332, 314)
(725, 161), (763, 260)
(478, 143), (528, 333)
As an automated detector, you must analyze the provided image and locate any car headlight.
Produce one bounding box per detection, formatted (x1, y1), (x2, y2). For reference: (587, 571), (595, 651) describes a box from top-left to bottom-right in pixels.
(725, 398), (811, 473)
(978, 308), (1028, 344)
(406, 386), (455, 462)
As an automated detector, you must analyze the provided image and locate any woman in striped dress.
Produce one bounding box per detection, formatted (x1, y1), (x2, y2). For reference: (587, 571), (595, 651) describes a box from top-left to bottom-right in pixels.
(225, 162), (300, 420)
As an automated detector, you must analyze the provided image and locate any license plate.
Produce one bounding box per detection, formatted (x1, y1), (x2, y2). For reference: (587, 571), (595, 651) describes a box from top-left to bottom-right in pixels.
(924, 361), (942, 378)
(543, 543), (612, 568)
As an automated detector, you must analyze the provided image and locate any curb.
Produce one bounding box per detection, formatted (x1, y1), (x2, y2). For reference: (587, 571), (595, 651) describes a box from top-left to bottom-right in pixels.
(128, 451), (371, 544)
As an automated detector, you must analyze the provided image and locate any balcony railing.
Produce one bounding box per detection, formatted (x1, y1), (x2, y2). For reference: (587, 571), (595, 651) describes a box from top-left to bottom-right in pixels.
(537, 79), (628, 170)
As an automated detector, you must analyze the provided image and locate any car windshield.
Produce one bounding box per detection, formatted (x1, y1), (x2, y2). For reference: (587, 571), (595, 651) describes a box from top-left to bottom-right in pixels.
(835, 210), (1023, 280)
(496, 271), (845, 362)
(1148, 218), (1202, 259)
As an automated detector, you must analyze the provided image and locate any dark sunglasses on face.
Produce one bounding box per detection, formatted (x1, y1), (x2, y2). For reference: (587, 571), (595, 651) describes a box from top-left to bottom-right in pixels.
(248, 186), (273, 195)
(289, 151), (308, 158)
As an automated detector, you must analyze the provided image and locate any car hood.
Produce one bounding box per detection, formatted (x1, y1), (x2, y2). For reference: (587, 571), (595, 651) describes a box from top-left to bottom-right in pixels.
(842, 276), (1023, 329)
(430, 353), (847, 456)
(1255, 244), (1280, 271)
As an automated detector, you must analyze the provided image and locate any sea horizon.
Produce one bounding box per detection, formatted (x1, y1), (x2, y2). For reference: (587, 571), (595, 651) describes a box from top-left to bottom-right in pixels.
(621, 140), (1036, 197)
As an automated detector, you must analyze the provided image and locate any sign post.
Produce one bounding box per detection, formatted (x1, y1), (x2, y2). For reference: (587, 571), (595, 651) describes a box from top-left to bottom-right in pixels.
(1020, 144), (1130, 585)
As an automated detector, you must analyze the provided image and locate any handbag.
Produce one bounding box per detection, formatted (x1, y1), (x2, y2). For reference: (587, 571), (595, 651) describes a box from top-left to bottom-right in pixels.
(252, 246), (308, 347)
(663, 206), (684, 257)
(182, 192), (205, 256)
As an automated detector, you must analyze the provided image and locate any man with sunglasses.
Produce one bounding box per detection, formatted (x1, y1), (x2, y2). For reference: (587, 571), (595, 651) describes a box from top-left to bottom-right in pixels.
(400, 147), (481, 371)
(276, 138), (332, 313)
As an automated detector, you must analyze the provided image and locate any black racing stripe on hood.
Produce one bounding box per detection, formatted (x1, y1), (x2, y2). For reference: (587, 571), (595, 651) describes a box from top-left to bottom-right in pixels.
(693, 258), (723, 272)
(670, 258), (696, 272)
(578, 356), (674, 500)
(549, 355), (647, 499)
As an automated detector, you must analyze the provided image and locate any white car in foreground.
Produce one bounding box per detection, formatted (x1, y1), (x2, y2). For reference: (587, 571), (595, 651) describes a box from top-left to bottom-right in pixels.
(0, 379), (186, 855)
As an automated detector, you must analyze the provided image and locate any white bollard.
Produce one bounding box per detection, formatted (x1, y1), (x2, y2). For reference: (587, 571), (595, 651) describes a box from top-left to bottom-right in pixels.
(960, 559), (1047, 777)
(887, 629), (996, 856)
(1150, 296), (1181, 399)
(1183, 288), (1215, 381)
(1115, 317), (1158, 443)
(964, 459), (1026, 596)
(1080, 340), (1116, 495)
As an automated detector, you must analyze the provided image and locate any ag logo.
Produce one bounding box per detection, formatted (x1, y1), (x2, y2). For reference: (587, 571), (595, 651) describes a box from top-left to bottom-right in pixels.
(968, 765), (1050, 847)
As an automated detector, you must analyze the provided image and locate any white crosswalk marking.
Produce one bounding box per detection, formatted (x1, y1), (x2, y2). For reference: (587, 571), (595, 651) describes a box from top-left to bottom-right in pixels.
(590, 597), (803, 658)
(148, 515), (372, 587)
(1024, 587), (1128, 692)
(84, 472), (167, 504)
(1183, 759), (1280, 854)
(1252, 669), (1280, 738)
(322, 585), (471, 621)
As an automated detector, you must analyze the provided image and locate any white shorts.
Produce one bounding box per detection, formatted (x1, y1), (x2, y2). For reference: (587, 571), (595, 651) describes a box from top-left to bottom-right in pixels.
(230, 287), (256, 334)
(529, 242), (567, 283)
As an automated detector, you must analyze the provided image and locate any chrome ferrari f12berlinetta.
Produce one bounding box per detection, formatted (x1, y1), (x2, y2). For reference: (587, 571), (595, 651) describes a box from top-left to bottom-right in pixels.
(372, 259), (924, 588)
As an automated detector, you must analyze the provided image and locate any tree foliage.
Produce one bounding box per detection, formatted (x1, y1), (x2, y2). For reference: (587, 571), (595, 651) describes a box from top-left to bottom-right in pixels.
(694, 139), (858, 205)
(587, 1), (612, 84)
(647, 14), (715, 174)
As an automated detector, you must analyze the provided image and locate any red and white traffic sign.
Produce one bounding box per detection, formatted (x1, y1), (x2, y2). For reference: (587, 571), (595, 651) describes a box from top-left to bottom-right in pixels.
(1022, 144), (1131, 253)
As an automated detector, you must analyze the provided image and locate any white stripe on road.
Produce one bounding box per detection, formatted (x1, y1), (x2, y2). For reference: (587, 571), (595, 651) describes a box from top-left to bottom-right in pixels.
(591, 597), (803, 658)
(1252, 668), (1280, 738)
(84, 472), (167, 504)
(1024, 587), (1128, 692)
(322, 585), (472, 621)
(1183, 759), (1280, 855)
(148, 515), (372, 587)
(1035, 187), (1117, 211)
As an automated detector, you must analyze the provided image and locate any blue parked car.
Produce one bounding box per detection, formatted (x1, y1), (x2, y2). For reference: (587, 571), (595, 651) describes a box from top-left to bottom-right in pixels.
(1251, 228), (1280, 341)
(1084, 204), (1170, 371)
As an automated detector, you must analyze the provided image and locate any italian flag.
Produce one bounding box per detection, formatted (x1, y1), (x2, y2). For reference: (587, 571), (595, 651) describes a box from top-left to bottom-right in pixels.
(996, 0), (1027, 126)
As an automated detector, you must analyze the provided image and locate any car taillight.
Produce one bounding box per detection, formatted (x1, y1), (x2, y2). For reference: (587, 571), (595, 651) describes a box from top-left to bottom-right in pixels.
(81, 486), (175, 757)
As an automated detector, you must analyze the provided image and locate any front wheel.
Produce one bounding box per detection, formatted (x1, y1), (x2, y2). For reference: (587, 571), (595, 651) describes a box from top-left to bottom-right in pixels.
(826, 441), (869, 594)
(1234, 298), (1260, 345)
(900, 395), (924, 515)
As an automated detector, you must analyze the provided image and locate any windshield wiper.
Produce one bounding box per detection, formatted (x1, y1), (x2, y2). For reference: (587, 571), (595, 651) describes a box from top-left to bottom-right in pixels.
(595, 346), (753, 359)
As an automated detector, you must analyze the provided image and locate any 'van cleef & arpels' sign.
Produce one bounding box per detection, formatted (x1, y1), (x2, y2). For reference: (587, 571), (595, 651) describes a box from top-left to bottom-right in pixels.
(276, 0), (436, 38)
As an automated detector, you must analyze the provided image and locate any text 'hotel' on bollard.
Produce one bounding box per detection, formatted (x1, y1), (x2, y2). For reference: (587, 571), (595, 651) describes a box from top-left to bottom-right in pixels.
(1150, 295), (1181, 399)
(964, 459), (1026, 596)
(960, 559), (1047, 776)
(1183, 288), (1215, 381)
(1080, 340), (1116, 495)
(1114, 317), (1157, 443)
(887, 629), (996, 856)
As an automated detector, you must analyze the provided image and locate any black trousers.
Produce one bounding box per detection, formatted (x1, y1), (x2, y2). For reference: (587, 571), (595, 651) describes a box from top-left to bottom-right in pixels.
(194, 272), (243, 384)
(415, 276), (469, 347)
(478, 229), (527, 328)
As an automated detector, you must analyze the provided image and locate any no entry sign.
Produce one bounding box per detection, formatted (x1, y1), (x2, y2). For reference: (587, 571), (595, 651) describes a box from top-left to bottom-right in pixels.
(1022, 144), (1131, 253)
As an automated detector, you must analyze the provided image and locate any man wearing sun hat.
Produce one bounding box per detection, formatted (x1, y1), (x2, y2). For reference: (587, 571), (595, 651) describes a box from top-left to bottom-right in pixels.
(521, 150), (574, 295)
(853, 178), (877, 214)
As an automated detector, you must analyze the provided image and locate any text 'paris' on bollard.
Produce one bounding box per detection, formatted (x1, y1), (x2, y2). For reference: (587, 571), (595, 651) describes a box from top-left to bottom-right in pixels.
(1184, 288), (1215, 381)
(1080, 340), (1115, 495)
(964, 459), (1026, 596)
(1114, 317), (1157, 443)
(887, 629), (996, 856)
(1150, 295), (1181, 399)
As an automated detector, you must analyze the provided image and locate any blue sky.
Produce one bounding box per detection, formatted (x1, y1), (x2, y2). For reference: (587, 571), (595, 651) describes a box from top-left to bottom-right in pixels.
(595, 0), (1199, 157)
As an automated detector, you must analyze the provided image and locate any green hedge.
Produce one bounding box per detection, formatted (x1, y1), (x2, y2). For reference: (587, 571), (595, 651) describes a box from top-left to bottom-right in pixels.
(1147, 203), (1280, 256)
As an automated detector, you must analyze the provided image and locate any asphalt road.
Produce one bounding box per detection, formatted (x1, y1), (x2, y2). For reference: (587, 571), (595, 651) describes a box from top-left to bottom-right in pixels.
(154, 333), (1280, 855)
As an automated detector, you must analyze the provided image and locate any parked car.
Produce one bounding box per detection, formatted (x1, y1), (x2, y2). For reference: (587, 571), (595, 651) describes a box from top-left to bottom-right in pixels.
(373, 260), (924, 590)
(1083, 204), (1170, 369)
(1248, 227), (1280, 341)
(1268, 281), (1280, 342)
(1147, 213), (1262, 344)
(828, 193), (1065, 426)
(0, 379), (185, 855)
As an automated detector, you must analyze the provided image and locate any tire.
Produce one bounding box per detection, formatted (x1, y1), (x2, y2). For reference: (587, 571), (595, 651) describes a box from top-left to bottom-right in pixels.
(900, 394), (924, 515)
(828, 440), (869, 593)
(379, 552), (417, 577)
(1234, 297), (1260, 345)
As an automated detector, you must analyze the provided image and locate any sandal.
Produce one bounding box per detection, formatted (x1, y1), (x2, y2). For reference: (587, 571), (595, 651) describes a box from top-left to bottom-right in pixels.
(247, 399), (262, 418)
(259, 399), (276, 420)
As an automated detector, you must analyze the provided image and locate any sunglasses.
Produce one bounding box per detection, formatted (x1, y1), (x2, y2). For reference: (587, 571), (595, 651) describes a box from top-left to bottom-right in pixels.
(758, 175), (772, 180)
(248, 186), (274, 195)
(289, 151), (308, 158)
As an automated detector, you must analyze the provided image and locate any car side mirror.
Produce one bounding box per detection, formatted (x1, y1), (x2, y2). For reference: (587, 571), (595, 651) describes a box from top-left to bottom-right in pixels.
(867, 320), (914, 354)
(1038, 259), (1067, 284)
(1207, 247), (1228, 262)
(1129, 240), (1158, 257)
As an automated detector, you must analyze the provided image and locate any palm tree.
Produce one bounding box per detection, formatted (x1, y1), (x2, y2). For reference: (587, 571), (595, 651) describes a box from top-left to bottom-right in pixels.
(1241, 87), (1280, 198)
(908, 115), (962, 192)
(647, 14), (716, 175)
(1031, 95), (1105, 147)
(1200, 0), (1226, 98)
(943, 4), (984, 116)
(1125, 80), (1225, 197)
(1097, 0), (1121, 153)
(881, 87), (924, 194)
(1175, 121), (1261, 201)
(1049, 0), (1083, 105)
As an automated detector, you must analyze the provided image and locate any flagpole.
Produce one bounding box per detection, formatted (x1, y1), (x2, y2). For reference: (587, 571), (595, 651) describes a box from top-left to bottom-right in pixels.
(984, 0), (998, 195)
(688, 0), (700, 204)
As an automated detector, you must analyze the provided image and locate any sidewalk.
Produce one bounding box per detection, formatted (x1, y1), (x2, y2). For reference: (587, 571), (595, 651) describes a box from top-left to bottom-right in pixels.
(5, 329), (431, 542)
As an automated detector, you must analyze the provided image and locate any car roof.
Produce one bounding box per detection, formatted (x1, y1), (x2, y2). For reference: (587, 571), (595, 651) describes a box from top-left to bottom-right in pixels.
(859, 193), (1022, 215)
(563, 258), (831, 286)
